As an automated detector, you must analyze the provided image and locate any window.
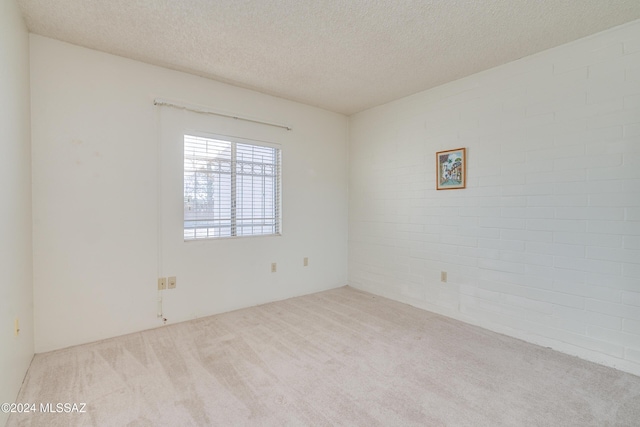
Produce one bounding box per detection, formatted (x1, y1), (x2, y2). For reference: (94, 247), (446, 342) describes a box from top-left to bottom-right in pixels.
(183, 134), (281, 240)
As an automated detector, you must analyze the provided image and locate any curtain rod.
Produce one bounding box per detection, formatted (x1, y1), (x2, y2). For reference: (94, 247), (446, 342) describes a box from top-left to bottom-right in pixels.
(153, 98), (292, 131)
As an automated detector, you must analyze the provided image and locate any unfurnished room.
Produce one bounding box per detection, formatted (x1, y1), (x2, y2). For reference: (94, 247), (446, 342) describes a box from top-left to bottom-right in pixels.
(2, 1), (640, 426)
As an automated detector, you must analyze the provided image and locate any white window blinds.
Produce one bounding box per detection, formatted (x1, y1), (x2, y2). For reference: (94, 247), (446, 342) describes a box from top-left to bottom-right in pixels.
(183, 134), (281, 240)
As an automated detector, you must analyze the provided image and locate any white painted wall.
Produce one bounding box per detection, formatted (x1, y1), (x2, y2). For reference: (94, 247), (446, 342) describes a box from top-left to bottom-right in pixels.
(0, 0), (33, 423)
(349, 20), (640, 376)
(31, 35), (348, 353)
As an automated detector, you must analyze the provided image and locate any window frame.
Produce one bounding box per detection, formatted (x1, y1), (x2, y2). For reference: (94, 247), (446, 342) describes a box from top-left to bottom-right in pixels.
(183, 131), (282, 241)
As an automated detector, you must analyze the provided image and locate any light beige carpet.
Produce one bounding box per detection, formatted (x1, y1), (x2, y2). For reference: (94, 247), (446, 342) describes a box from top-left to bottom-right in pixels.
(8, 286), (640, 426)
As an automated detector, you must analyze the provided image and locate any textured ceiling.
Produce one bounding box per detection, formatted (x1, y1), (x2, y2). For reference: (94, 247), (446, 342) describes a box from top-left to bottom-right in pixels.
(17, 0), (640, 115)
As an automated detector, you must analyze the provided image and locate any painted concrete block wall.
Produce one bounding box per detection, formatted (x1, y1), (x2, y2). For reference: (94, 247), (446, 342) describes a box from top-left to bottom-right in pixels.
(0, 0), (34, 423)
(31, 35), (348, 353)
(349, 20), (640, 375)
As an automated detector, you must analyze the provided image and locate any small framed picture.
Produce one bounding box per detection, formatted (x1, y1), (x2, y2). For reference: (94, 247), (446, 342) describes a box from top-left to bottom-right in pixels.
(436, 148), (466, 190)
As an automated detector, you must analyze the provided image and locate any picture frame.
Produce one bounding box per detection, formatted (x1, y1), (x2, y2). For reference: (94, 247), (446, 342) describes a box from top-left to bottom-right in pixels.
(436, 147), (466, 190)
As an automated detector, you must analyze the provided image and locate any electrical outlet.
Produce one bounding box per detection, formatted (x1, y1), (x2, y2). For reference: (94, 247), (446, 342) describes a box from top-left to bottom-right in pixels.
(14, 318), (20, 336)
(440, 271), (447, 283)
(303, 257), (309, 267)
(158, 277), (167, 290)
(168, 276), (176, 289)
(271, 262), (277, 273)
